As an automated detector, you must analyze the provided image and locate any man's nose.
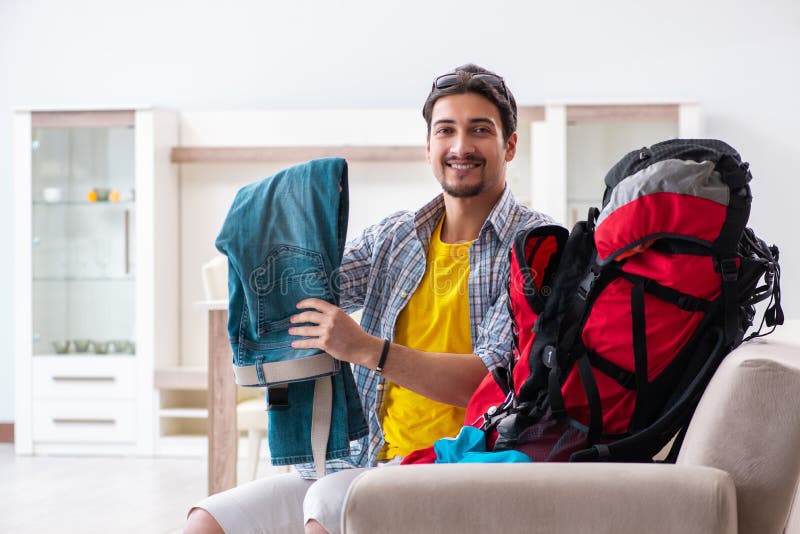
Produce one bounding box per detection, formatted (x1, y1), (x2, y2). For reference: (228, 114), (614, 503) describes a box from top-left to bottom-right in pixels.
(449, 132), (475, 157)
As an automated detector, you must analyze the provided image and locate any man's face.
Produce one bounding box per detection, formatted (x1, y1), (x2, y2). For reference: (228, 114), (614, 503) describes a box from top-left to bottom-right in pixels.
(426, 92), (517, 199)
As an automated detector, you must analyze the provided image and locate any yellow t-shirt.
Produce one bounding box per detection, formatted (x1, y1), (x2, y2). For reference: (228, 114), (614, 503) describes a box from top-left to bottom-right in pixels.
(379, 215), (474, 460)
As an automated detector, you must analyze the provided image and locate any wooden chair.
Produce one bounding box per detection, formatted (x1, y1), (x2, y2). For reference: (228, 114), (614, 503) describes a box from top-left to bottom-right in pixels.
(202, 255), (290, 481)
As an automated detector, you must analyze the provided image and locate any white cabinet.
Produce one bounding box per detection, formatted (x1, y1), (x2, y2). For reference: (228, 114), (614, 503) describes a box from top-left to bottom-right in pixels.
(13, 108), (179, 455)
(531, 103), (702, 226)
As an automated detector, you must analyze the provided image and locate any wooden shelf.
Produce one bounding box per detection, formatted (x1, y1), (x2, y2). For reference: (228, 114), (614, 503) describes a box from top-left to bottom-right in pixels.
(159, 408), (208, 419)
(566, 104), (679, 124)
(170, 106), (546, 164)
(518, 106), (545, 122)
(154, 366), (207, 390)
(171, 145), (427, 163)
(31, 110), (135, 128)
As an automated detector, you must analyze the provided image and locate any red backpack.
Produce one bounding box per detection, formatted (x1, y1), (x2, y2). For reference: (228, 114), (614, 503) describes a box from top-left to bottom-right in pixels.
(464, 139), (783, 463)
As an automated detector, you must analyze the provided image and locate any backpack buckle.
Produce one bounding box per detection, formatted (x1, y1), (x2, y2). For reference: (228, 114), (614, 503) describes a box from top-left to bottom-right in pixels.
(478, 390), (517, 431)
(577, 271), (598, 300)
(720, 258), (738, 282)
(543, 345), (557, 369)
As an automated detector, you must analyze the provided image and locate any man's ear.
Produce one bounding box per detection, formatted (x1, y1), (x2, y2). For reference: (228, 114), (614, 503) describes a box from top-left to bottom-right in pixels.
(504, 132), (518, 163)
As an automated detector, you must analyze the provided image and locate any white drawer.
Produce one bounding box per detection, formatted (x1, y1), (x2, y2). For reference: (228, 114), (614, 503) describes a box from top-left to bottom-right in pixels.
(32, 356), (137, 399)
(32, 399), (137, 443)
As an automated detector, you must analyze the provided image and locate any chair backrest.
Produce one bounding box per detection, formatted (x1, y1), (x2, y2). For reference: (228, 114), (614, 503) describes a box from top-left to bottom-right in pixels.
(677, 321), (800, 534)
(202, 255), (228, 301)
(201, 255), (259, 403)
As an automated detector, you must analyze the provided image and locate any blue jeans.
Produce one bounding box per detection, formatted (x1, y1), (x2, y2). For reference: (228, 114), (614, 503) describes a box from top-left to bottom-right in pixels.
(215, 157), (367, 467)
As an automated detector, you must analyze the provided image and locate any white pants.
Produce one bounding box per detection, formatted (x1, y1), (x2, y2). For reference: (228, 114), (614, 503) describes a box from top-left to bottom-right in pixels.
(192, 468), (369, 534)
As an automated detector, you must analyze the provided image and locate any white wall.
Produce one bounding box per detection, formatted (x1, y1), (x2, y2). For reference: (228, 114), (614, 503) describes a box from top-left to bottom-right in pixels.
(2, 0), (798, 421)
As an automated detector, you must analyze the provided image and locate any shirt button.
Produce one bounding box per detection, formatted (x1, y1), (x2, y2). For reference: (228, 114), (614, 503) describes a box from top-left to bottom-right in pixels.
(377, 383), (384, 391)
(400, 291), (408, 298)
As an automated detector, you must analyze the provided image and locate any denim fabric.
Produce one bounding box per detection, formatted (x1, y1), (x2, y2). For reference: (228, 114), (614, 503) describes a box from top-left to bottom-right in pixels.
(267, 363), (366, 465)
(215, 158), (367, 466)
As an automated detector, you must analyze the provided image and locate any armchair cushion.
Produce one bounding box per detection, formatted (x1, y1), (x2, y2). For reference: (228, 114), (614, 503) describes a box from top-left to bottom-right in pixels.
(342, 463), (736, 534)
(678, 325), (800, 534)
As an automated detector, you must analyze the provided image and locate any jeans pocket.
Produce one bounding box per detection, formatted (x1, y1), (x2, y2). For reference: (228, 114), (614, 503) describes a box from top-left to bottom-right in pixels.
(250, 244), (333, 337)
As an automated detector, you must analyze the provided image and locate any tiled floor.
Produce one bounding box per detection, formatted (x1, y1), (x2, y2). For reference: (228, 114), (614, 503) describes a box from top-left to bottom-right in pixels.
(0, 444), (210, 534)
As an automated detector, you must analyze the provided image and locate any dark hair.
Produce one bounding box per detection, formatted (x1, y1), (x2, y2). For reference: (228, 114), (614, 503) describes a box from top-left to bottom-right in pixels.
(422, 63), (518, 143)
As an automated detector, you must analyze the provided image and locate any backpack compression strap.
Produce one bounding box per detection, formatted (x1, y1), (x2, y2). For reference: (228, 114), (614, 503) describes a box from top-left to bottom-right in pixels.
(712, 155), (752, 346)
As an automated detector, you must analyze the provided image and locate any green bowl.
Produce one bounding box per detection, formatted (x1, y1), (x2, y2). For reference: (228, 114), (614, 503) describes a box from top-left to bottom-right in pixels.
(110, 340), (130, 353)
(52, 340), (71, 354)
(73, 339), (91, 352)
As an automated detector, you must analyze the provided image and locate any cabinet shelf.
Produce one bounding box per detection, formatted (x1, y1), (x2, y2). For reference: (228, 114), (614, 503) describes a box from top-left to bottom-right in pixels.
(154, 366), (207, 390)
(33, 276), (135, 282)
(33, 201), (135, 207)
(33, 353), (135, 358)
(159, 408), (208, 419)
(171, 145), (428, 163)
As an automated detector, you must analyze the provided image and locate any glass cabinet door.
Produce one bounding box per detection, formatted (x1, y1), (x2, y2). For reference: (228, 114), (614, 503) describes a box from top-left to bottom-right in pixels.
(31, 125), (137, 356)
(565, 120), (678, 227)
(531, 104), (700, 228)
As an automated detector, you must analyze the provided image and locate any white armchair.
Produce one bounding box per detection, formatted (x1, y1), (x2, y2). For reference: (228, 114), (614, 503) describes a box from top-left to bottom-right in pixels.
(342, 321), (800, 534)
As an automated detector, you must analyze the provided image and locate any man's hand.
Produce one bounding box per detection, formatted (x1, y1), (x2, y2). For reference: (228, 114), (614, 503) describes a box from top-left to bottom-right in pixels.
(288, 298), (382, 368)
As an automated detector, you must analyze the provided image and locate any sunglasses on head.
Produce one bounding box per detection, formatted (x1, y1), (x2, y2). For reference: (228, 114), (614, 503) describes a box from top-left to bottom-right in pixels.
(432, 72), (509, 100)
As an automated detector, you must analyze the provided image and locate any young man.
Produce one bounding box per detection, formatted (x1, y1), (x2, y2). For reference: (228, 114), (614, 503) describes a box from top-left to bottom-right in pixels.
(185, 64), (553, 534)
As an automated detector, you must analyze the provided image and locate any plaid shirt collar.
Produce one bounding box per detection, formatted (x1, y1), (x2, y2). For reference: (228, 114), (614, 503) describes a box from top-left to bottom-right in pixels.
(412, 185), (518, 246)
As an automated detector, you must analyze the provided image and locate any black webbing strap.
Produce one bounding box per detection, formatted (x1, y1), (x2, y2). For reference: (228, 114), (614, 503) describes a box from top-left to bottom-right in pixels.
(586, 351), (636, 390)
(713, 154), (752, 344)
(620, 273), (711, 312)
(719, 257), (740, 344)
(630, 281), (651, 431)
(541, 345), (566, 417)
(572, 327), (726, 463)
(575, 348), (603, 440)
(556, 264), (612, 372)
(491, 366), (512, 397)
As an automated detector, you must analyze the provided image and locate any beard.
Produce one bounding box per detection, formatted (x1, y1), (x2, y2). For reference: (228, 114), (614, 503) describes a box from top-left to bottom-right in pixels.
(440, 179), (486, 198)
(437, 156), (487, 198)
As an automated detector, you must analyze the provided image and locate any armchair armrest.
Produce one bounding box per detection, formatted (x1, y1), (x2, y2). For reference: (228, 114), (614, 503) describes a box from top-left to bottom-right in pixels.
(342, 463), (736, 534)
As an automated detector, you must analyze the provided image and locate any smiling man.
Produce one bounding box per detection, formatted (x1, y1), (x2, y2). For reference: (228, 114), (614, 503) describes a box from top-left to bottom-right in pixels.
(185, 64), (554, 534)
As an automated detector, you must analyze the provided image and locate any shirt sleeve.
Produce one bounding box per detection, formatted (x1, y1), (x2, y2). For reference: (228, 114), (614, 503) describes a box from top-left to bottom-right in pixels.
(473, 278), (514, 372)
(338, 228), (376, 313)
(339, 211), (409, 313)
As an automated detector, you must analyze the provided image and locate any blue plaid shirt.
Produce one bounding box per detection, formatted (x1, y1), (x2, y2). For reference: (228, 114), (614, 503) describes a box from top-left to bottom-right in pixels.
(295, 186), (553, 478)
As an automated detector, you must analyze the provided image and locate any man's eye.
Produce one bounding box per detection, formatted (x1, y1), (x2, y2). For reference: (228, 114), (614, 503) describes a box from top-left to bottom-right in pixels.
(435, 128), (451, 135)
(474, 127), (491, 134)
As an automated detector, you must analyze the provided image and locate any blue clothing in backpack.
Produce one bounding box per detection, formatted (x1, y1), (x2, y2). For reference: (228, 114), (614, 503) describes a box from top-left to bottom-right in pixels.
(215, 158), (368, 474)
(434, 426), (531, 464)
